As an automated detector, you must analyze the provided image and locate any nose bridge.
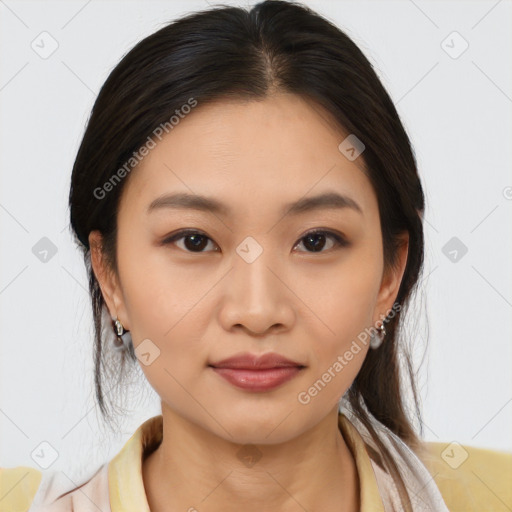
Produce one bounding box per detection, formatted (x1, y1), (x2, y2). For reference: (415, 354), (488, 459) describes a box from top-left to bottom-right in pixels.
(233, 235), (281, 303)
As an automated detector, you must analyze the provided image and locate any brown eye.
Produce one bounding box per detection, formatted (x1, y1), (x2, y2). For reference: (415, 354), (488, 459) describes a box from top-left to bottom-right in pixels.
(162, 230), (218, 253)
(294, 229), (348, 253)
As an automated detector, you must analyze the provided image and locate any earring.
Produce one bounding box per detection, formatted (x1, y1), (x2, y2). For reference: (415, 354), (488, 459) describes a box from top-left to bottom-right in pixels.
(369, 323), (387, 350)
(112, 317), (132, 351)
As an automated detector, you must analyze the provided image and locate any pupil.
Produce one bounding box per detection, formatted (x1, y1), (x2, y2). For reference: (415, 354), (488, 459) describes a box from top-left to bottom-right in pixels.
(305, 233), (325, 252)
(185, 235), (207, 251)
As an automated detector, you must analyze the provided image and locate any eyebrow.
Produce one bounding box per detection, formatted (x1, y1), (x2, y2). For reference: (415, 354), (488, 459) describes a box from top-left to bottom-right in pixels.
(147, 191), (363, 216)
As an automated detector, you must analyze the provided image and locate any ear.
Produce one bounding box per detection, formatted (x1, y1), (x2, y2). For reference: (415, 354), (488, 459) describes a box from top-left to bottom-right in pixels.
(89, 230), (130, 329)
(373, 231), (409, 324)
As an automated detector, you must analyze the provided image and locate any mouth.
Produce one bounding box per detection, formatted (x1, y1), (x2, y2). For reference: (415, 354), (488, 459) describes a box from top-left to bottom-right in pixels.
(209, 366), (304, 391)
(208, 351), (306, 392)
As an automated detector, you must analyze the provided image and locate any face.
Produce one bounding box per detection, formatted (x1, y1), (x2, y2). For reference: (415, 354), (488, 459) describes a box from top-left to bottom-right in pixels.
(90, 92), (408, 445)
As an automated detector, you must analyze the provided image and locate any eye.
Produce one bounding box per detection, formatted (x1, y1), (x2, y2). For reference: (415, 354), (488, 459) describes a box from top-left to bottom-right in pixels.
(293, 229), (349, 253)
(162, 229), (219, 253)
(162, 228), (349, 254)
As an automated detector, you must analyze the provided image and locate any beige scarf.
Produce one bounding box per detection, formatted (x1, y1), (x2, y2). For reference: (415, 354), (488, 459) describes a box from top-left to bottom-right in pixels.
(342, 408), (450, 512)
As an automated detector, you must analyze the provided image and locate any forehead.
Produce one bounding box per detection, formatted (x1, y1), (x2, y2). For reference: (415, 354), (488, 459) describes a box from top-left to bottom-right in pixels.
(119, 93), (377, 219)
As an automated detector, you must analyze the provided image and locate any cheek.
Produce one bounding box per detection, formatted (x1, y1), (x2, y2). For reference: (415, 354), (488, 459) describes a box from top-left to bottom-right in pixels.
(116, 240), (224, 392)
(302, 249), (381, 370)
(312, 250), (380, 324)
(116, 244), (211, 408)
(117, 227), (191, 321)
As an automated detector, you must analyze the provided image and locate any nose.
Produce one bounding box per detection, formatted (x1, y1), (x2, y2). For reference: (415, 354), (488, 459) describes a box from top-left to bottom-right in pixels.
(217, 245), (295, 336)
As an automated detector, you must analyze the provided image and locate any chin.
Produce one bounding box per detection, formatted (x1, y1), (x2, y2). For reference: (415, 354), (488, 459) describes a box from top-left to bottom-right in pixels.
(210, 414), (302, 446)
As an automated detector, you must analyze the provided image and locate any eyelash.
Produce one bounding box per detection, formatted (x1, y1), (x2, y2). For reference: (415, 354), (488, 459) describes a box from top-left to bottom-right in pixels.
(161, 228), (349, 254)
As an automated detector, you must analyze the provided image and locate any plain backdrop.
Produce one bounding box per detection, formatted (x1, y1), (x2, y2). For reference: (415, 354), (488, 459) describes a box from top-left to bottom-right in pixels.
(1, 0), (511, 481)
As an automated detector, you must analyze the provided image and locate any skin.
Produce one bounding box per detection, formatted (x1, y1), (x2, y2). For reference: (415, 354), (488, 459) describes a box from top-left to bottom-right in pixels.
(89, 92), (408, 512)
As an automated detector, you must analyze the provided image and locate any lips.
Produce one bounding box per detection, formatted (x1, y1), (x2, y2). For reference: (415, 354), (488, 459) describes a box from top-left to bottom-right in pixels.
(208, 352), (304, 370)
(208, 352), (305, 392)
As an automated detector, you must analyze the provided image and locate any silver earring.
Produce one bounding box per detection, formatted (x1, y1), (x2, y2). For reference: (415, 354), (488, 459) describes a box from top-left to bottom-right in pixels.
(112, 317), (132, 351)
(369, 323), (387, 350)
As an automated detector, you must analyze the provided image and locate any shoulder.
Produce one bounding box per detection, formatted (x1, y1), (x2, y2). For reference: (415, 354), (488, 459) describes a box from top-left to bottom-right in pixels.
(420, 441), (512, 512)
(0, 465), (42, 511)
(0, 463), (110, 511)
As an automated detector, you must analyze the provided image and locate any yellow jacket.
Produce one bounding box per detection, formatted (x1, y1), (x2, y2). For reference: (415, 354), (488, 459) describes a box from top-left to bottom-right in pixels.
(1, 413), (511, 511)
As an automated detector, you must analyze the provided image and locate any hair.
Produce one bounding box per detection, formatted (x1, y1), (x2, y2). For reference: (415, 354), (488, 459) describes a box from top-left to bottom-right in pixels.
(68, 1), (428, 509)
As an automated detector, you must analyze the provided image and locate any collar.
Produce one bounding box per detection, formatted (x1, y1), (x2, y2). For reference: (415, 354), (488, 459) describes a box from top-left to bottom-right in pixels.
(108, 412), (385, 512)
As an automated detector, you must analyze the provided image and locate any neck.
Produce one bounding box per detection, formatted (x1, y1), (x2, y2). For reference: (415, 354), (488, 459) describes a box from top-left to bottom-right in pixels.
(142, 405), (360, 512)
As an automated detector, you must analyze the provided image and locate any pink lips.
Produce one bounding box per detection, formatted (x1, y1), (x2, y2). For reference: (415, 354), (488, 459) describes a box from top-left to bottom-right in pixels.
(209, 352), (305, 392)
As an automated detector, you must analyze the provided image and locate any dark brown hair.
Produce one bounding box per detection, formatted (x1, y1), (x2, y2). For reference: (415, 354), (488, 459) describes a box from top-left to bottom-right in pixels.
(69, 2), (427, 509)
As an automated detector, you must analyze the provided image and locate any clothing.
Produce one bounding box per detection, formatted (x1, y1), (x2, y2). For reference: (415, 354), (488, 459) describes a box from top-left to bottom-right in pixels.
(1, 412), (511, 511)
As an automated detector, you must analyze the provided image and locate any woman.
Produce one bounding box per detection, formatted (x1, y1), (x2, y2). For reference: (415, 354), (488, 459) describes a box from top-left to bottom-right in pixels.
(1, 1), (510, 511)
